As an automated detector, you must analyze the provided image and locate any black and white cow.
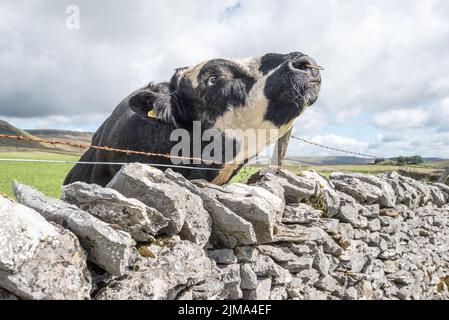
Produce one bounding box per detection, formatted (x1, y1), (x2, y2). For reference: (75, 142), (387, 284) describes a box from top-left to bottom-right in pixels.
(64, 52), (322, 186)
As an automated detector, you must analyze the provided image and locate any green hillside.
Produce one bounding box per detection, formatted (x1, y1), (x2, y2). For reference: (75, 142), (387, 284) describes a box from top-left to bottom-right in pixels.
(0, 120), (46, 150)
(0, 120), (92, 155)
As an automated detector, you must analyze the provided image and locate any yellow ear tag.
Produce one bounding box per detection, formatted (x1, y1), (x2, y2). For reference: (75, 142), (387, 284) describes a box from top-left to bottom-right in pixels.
(147, 109), (157, 118)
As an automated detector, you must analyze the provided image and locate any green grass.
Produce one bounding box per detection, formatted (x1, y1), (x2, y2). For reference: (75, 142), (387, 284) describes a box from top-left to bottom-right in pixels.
(1, 151), (445, 199)
(231, 162), (440, 183)
(230, 166), (261, 184)
(282, 163), (437, 176)
(0, 151), (78, 198)
(423, 160), (449, 169)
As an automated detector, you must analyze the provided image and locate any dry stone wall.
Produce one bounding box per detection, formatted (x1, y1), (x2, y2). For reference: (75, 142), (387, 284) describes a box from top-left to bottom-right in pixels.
(1, 163), (449, 300)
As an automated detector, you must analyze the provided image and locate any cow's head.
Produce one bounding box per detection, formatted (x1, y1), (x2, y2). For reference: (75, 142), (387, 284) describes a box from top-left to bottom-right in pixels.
(130, 51), (321, 128)
(129, 52), (321, 163)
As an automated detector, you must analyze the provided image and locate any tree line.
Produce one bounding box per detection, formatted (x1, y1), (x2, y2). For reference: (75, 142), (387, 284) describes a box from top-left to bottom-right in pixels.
(375, 155), (424, 165)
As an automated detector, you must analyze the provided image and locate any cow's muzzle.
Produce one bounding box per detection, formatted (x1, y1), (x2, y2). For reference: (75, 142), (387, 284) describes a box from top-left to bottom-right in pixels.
(289, 55), (322, 84)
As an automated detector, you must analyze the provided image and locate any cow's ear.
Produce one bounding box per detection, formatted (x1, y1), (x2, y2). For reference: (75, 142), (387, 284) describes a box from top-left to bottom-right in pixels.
(128, 83), (185, 127)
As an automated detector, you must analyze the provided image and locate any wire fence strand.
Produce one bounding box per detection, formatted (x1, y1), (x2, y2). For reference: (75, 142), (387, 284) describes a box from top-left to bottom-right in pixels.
(0, 133), (378, 171)
(0, 158), (222, 171)
(0, 133), (211, 164)
(290, 135), (377, 159)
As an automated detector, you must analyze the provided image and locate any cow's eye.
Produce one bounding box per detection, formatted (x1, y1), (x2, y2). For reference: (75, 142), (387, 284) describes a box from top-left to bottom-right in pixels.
(207, 76), (217, 87)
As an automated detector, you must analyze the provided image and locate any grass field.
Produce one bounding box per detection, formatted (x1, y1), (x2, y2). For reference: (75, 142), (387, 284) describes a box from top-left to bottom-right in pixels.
(231, 162), (443, 183)
(1, 151), (446, 199)
(284, 163), (438, 177)
(0, 151), (78, 198)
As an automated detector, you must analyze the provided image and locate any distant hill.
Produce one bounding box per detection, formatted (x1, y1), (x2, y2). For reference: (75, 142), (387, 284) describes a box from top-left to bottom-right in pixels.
(0, 120), (46, 150)
(285, 156), (375, 166)
(285, 156), (448, 166)
(248, 156), (375, 166)
(1, 119), (448, 164)
(26, 129), (93, 145)
(0, 120), (92, 155)
(423, 157), (446, 162)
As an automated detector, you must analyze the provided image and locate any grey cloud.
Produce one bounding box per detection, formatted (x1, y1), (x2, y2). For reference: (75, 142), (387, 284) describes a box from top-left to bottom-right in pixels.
(0, 0), (247, 120)
(2, 113), (108, 132)
(0, 0), (448, 157)
(2, 0), (449, 118)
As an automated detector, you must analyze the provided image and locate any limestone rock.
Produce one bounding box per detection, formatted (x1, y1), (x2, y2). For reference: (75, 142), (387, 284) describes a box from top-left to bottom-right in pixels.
(218, 263), (242, 300)
(208, 183), (283, 243)
(315, 275), (339, 293)
(433, 183), (449, 202)
(331, 173), (384, 205)
(252, 166), (316, 203)
(0, 196), (91, 300)
(281, 256), (313, 272)
(240, 264), (258, 290)
(269, 285), (288, 300)
(313, 247), (330, 275)
(194, 184), (257, 248)
(191, 277), (224, 300)
(429, 186), (447, 207)
(163, 170), (213, 247)
(5, 166), (449, 301)
(0, 288), (19, 300)
(243, 278), (272, 300)
(234, 246), (259, 262)
(336, 173), (396, 207)
(251, 255), (282, 278)
(207, 249), (237, 265)
(300, 171), (341, 217)
(107, 164), (212, 246)
(257, 245), (297, 263)
(282, 203), (322, 224)
(62, 182), (169, 242)
(274, 224), (342, 256)
(286, 277), (305, 299)
(95, 240), (222, 300)
(13, 182), (136, 276)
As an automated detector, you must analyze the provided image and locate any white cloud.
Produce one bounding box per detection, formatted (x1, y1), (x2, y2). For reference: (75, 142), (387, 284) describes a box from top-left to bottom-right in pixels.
(431, 98), (449, 132)
(288, 134), (370, 157)
(286, 130), (449, 159)
(1, 0), (449, 157)
(368, 130), (449, 158)
(293, 107), (328, 135)
(1, 114), (107, 132)
(372, 108), (430, 130)
(335, 108), (361, 124)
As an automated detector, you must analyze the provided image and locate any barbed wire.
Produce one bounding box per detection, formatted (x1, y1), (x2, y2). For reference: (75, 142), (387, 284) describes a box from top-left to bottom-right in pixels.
(283, 158), (316, 167)
(1, 132), (447, 183)
(0, 158), (222, 171)
(290, 135), (377, 159)
(0, 132), (378, 171)
(0, 133), (214, 164)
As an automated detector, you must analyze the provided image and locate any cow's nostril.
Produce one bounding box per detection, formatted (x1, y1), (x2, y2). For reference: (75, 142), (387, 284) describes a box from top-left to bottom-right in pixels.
(290, 56), (322, 77)
(291, 60), (311, 71)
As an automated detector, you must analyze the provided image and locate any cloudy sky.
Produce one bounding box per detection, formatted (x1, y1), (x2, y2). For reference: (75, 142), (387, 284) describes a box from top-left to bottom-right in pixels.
(1, 0), (449, 158)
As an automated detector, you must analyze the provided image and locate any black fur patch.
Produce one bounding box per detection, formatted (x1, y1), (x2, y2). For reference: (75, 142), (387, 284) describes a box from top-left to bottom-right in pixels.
(174, 77), (200, 127)
(169, 67), (188, 91)
(196, 59), (256, 121)
(128, 83), (190, 127)
(259, 52), (304, 75)
(260, 53), (287, 75)
(263, 62), (308, 127)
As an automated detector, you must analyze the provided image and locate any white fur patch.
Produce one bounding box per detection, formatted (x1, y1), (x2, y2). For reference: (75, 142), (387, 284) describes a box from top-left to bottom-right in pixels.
(181, 55), (298, 165)
(213, 72), (295, 164)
